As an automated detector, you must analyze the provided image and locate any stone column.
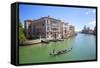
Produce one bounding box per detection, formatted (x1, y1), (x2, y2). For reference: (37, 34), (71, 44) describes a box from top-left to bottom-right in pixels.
(31, 22), (33, 38)
(45, 18), (48, 39)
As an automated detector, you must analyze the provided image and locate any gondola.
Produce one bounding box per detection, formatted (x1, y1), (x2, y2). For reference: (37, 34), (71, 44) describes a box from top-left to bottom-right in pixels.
(49, 48), (72, 56)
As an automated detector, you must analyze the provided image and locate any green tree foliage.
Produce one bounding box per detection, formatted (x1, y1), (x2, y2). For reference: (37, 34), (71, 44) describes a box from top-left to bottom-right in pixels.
(19, 21), (26, 44)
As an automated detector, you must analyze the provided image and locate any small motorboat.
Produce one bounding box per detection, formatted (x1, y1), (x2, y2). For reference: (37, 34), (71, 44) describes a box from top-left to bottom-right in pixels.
(51, 39), (64, 42)
(41, 40), (49, 44)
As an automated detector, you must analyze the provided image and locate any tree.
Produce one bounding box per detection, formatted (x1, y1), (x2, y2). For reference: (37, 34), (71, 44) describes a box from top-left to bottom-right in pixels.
(19, 21), (26, 44)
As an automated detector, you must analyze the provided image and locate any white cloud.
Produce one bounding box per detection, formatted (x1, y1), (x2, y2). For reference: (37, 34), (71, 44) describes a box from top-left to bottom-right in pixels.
(85, 9), (96, 15)
(85, 12), (89, 15)
(86, 20), (96, 29)
(92, 10), (96, 14)
(88, 20), (96, 25)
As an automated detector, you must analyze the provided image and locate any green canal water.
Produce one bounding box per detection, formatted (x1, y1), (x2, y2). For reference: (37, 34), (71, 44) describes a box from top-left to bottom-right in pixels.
(19, 33), (96, 64)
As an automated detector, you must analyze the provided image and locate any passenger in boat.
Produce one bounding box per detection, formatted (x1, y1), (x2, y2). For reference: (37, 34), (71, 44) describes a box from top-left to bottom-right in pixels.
(57, 51), (61, 55)
(71, 48), (72, 50)
(62, 50), (65, 53)
(53, 49), (55, 54)
(63, 49), (67, 52)
(49, 53), (52, 55)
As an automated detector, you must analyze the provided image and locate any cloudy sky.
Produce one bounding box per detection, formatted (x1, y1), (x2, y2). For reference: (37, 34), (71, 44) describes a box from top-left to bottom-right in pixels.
(19, 4), (96, 31)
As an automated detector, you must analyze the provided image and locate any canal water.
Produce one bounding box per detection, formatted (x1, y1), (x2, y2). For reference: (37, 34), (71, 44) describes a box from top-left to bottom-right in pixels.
(19, 33), (96, 64)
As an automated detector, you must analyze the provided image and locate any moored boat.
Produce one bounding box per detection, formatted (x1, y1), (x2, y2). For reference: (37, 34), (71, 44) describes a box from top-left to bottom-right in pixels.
(41, 40), (49, 44)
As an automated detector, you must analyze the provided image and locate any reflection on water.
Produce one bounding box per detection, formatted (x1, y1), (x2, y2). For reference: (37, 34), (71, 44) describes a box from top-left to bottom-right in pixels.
(19, 33), (96, 64)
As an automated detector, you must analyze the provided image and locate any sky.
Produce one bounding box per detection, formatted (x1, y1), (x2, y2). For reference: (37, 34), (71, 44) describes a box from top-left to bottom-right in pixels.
(19, 4), (96, 31)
